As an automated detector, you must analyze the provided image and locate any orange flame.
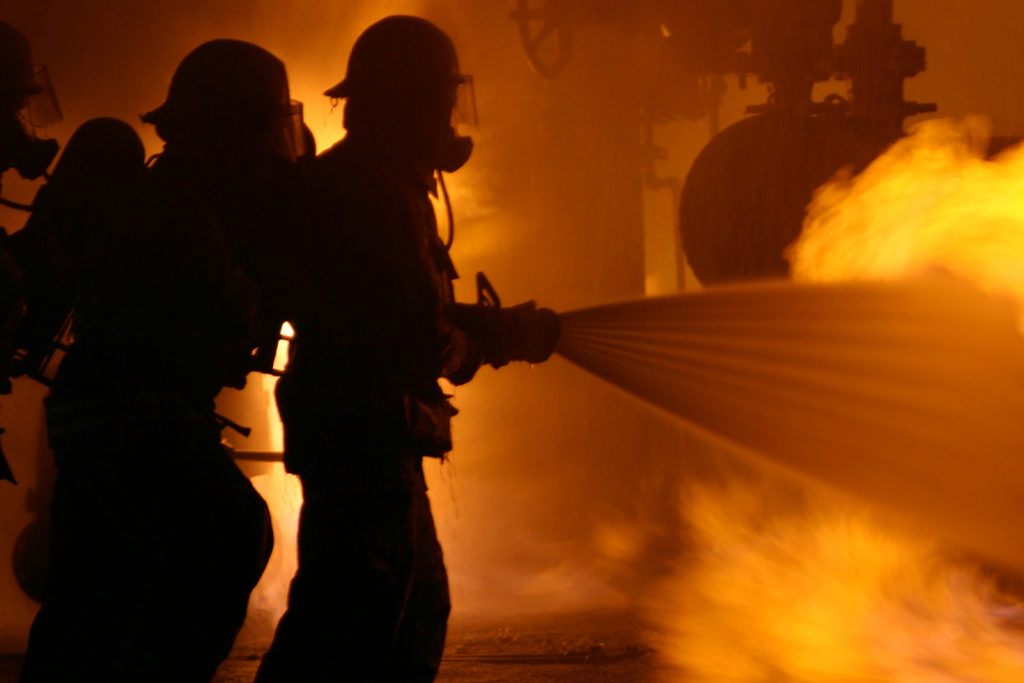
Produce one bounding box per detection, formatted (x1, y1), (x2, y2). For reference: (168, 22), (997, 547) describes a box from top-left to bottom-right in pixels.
(650, 479), (1024, 682)
(790, 116), (1024, 325)
(651, 119), (1024, 680)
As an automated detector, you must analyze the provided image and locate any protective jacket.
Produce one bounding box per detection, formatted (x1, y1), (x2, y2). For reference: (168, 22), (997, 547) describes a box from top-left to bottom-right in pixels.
(280, 135), (479, 475)
(257, 133), (470, 683)
(20, 137), (272, 683)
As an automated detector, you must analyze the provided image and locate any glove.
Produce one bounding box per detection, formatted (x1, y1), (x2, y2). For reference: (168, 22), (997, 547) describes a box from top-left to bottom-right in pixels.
(448, 300), (560, 369)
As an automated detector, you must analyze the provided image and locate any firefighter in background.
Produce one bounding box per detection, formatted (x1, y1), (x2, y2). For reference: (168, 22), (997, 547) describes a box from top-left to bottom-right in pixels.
(257, 15), (557, 682)
(0, 20), (60, 484)
(18, 40), (298, 682)
(0, 20), (58, 191)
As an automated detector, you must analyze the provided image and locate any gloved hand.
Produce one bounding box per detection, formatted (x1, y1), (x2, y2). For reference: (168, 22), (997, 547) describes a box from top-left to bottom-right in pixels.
(448, 300), (559, 369)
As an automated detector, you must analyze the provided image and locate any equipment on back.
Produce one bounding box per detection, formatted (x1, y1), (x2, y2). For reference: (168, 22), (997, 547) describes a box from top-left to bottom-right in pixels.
(9, 117), (146, 385)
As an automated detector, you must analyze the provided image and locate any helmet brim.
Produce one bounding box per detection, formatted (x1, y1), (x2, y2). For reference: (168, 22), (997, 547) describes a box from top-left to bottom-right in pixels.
(139, 104), (165, 125)
(323, 79), (349, 98)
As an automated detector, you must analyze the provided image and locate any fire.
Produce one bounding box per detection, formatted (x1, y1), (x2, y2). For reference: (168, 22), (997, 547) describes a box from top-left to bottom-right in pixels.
(222, 323), (300, 643)
(647, 119), (1024, 681)
(650, 478), (1024, 681)
(790, 116), (1024, 323)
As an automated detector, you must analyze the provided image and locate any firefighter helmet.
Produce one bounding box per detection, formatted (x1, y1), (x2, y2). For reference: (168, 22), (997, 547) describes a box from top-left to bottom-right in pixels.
(142, 39), (292, 145)
(324, 15), (459, 101)
(0, 22), (40, 112)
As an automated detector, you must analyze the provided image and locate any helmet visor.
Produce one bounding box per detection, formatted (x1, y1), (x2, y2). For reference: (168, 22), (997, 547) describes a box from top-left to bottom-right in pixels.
(451, 74), (477, 127)
(24, 65), (62, 127)
(268, 99), (308, 162)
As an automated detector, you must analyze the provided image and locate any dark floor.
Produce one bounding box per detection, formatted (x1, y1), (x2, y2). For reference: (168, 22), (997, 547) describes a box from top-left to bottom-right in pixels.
(0, 609), (660, 682)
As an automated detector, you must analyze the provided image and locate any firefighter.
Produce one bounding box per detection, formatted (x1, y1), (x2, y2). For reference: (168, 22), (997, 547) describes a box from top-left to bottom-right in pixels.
(256, 15), (557, 682)
(0, 20), (59, 191)
(18, 40), (298, 682)
(0, 21), (60, 484)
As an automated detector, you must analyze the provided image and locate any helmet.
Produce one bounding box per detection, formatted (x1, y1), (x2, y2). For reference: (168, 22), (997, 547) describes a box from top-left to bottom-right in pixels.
(142, 39), (292, 145)
(324, 15), (459, 102)
(0, 23), (61, 178)
(328, 16), (474, 171)
(0, 22), (40, 114)
(0, 22), (38, 97)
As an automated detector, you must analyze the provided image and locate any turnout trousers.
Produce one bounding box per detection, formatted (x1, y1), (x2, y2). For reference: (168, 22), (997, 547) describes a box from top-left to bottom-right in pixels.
(256, 444), (450, 682)
(19, 392), (273, 683)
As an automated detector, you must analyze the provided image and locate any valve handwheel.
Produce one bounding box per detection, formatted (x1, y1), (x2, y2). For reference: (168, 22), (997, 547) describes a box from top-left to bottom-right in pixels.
(510, 0), (574, 79)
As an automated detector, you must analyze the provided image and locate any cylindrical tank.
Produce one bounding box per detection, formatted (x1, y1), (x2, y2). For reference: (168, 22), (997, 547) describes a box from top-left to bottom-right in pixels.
(679, 111), (888, 285)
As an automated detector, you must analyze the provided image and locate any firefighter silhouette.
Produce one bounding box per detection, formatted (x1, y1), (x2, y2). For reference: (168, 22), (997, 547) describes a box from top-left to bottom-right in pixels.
(257, 15), (557, 683)
(0, 20), (61, 486)
(18, 40), (300, 682)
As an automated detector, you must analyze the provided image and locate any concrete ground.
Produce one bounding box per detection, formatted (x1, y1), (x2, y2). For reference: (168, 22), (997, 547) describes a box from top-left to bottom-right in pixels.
(0, 609), (661, 682)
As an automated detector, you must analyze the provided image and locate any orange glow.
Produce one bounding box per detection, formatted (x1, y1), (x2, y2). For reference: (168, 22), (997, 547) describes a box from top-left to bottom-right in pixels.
(650, 479), (1024, 681)
(645, 118), (1024, 680)
(790, 116), (1024, 326)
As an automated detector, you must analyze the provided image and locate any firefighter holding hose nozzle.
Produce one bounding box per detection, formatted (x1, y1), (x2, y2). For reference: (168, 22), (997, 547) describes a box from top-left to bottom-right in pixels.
(257, 15), (557, 682)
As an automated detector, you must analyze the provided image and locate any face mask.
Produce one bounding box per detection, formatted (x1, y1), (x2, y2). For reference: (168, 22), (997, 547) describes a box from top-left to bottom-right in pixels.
(438, 132), (473, 173)
(2, 114), (58, 180)
(2, 64), (61, 181)
(451, 74), (477, 127)
(435, 74), (476, 173)
(267, 99), (308, 163)
(23, 64), (62, 129)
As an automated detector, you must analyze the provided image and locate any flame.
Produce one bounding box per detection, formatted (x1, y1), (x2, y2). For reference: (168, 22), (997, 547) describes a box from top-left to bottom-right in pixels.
(790, 116), (1024, 325)
(651, 119), (1024, 680)
(650, 479), (1024, 682)
(226, 324), (299, 642)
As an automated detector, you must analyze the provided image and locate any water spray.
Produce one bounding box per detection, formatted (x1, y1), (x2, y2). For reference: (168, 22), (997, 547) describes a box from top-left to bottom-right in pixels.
(552, 276), (1024, 573)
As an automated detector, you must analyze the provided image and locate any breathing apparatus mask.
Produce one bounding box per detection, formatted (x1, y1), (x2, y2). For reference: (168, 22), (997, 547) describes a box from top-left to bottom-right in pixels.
(3, 118), (57, 182)
(326, 16), (479, 173)
(264, 99), (308, 163)
(2, 64), (61, 185)
(1, 22), (61, 190)
(437, 73), (476, 173)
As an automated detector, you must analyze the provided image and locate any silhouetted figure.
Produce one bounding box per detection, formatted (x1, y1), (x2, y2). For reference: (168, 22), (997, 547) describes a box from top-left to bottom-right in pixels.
(17, 40), (302, 682)
(6, 118), (143, 609)
(0, 21), (61, 484)
(257, 15), (558, 682)
(0, 21), (59, 189)
(9, 118), (143, 380)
